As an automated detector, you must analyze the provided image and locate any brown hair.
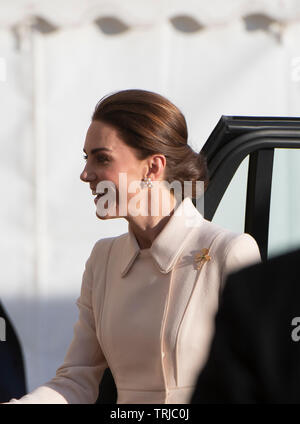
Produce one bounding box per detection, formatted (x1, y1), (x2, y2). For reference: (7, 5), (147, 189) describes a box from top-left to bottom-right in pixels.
(92, 89), (208, 199)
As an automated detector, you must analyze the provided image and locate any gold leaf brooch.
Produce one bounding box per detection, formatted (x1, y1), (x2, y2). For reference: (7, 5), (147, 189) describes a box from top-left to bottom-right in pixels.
(194, 248), (211, 270)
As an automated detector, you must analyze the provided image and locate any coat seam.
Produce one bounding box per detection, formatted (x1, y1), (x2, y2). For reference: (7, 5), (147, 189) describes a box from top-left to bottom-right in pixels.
(159, 266), (176, 401)
(174, 229), (224, 386)
(98, 238), (117, 366)
(219, 233), (246, 294)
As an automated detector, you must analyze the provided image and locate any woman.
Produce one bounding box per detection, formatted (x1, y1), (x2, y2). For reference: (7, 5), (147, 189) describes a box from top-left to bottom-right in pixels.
(7, 89), (260, 404)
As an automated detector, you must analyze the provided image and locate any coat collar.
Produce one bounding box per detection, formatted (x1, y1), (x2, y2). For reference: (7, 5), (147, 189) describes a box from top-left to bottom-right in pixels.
(120, 197), (204, 277)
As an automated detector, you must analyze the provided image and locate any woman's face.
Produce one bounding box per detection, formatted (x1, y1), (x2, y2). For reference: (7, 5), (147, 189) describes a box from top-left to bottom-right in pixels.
(80, 120), (149, 220)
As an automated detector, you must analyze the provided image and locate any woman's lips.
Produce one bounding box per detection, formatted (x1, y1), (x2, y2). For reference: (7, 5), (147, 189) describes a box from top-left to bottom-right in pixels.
(94, 192), (108, 204)
(94, 194), (101, 204)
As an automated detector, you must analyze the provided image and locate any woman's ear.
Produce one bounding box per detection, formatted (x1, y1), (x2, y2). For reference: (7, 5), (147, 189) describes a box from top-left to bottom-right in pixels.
(147, 154), (166, 181)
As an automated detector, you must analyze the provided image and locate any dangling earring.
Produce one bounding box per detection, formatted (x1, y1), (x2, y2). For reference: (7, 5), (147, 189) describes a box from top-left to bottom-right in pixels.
(142, 176), (153, 188)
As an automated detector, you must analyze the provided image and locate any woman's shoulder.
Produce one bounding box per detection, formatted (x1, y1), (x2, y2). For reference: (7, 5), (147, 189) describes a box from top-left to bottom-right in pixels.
(194, 218), (255, 247)
(88, 232), (128, 262)
(195, 218), (261, 264)
(199, 219), (261, 279)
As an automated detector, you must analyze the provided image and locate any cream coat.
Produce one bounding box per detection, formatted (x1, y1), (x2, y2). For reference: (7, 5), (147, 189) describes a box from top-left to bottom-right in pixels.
(9, 197), (261, 404)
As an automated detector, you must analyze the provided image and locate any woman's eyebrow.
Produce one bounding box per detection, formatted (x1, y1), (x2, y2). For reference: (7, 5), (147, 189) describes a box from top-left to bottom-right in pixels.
(83, 147), (112, 155)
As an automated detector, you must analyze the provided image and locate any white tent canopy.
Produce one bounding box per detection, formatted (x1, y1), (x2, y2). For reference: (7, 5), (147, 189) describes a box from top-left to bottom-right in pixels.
(1, 0), (300, 29)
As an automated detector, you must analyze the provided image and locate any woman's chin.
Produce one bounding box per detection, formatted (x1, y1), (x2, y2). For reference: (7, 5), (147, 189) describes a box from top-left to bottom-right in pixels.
(96, 211), (120, 220)
(96, 211), (113, 220)
(95, 198), (119, 220)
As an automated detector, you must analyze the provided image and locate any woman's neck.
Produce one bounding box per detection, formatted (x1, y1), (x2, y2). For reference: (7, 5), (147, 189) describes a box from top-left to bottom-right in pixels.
(126, 193), (177, 249)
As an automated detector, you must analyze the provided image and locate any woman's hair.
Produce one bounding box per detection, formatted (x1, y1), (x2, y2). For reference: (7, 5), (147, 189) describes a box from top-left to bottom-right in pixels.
(92, 89), (209, 199)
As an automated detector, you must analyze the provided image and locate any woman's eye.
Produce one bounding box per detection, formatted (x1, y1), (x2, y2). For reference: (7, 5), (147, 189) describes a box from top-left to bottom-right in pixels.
(96, 155), (110, 163)
(82, 154), (110, 164)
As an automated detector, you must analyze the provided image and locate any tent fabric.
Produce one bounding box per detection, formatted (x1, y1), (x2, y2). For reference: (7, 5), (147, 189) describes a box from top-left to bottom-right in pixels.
(1, 0), (300, 29)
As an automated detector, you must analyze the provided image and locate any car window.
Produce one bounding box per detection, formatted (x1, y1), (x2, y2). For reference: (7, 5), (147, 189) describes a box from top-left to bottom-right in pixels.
(211, 156), (249, 234)
(268, 149), (300, 258)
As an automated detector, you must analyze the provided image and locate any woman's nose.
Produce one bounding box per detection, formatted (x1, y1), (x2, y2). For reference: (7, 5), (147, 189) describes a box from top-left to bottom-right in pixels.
(80, 168), (97, 182)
